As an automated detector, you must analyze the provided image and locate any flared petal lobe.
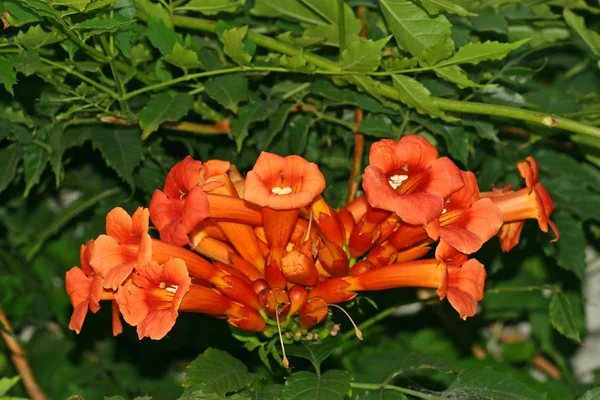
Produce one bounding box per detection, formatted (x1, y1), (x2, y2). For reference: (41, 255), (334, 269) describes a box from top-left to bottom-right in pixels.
(362, 136), (463, 225)
(244, 152), (326, 210)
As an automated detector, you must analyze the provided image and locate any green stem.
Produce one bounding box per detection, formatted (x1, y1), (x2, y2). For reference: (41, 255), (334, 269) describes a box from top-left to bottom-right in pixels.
(338, 0), (346, 56)
(109, 60), (132, 116)
(341, 305), (400, 340)
(169, 15), (600, 140)
(433, 98), (600, 140)
(350, 383), (438, 400)
(40, 58), (119, 99)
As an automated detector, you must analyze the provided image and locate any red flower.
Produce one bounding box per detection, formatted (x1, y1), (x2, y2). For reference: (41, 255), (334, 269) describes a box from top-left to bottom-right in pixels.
(362, 136), (464, 225)
(425, 171), (503, 254)
(244, 152), (326, 211)
(149, 156), (212, 246)
(482, 157), (559, 251)
(116, 258), (192, 340)
(90, 207), (152, 290)
(66, 240), (123, 335)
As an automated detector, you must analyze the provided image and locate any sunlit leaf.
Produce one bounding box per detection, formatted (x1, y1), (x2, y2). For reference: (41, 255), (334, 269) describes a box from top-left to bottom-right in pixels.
(221, 26), (253, 65)
(177, 0), (245, 15)
(340, 37), (391, 73)
(163, 43), (203, 73)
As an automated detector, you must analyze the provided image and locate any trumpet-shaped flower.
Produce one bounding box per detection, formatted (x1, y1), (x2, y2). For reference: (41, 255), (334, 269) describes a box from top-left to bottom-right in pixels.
(362, 136), (464, 225)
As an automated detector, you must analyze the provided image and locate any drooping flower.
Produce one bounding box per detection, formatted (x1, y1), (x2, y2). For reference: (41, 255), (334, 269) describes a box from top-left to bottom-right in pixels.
(481, 157), (559, 251)
(66, 240), (123, 335)
(116, 258), (192, 340)
(149, 156), (211, 246)
(425, 171), (503, 254)
(362, 136), (464, 226)
(90, 207), (152, 290)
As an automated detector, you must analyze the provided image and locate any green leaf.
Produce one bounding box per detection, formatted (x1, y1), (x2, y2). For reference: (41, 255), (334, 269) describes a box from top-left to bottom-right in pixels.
(48, 125), (64, 187)
(177, 0), (244, 15)
(204, 75), (249, 113)
(231, 99), (280, 151)
(255, 384), (285, 400)
(286, 340), (340, 374)
(433, 65), (491, 89)
(8, 50), (41, 76)
(553, 212), (586, 280)
(163, 43), (203, 73)
(221, 26), (253, 65)
(391, 74), (445, 119)
(440, 39), (530, 67)
(444, 368), (546, 400)
(578, 388), (600, 400)
(147, 17), (178, 56)
(16, 25), (65, 49)
(311, 79), (396, 114)
(299, 0), (362, 37)
(340, 37), (391, 73)
(563, 9), (600, 56)
(549, 292), (581, 343)
(90, 126), (143, 187)
(440, 125), (470, 166)
(471, 7), (508, 35)
(0, 376), (20, 396)
(139, 92), (194, 139)
(0, 56), (17, 95)
(461, 119), (499, 142)
(281, 370), (350, 400)
(280, 52), (315, 73)
(346, 75), (400, 111)
(22, 143), (48, 197)
(354, 390), (407, 400)
(72, 18), (134, 40)
(136, 0), (172, 27)
(287, 114), (313, 154)
(251, 0), (325, 26)
(418, 0), (476, 17)
(358, 115), (396, 138)
(380, 0), (454, 65)
(50, 0), (90, 11)
(183, 348), (261, 395)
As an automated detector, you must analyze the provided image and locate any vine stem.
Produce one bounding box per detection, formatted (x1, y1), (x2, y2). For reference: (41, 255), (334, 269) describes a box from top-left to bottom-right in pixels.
(338, 0), (346, 56)
(350, 382), (438, 400)
(347, 99), (365, 203)
(40, 58), (119, 99)
(169, 15), (600, 140)
(0, 307), (47, 400)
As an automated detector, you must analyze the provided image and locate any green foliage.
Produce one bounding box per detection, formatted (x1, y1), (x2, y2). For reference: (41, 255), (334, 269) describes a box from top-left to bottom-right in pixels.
(1, 0), (600, 398)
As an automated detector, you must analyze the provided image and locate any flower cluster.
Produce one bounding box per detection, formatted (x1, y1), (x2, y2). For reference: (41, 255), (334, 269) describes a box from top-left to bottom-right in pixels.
(66, 136), (558, 344)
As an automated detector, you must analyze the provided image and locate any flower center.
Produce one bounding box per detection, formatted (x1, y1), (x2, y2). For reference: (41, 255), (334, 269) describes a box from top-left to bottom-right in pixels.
(388, 174), (409, 190)
(271, 186), (293, 195)
(159, 282), (179, 293)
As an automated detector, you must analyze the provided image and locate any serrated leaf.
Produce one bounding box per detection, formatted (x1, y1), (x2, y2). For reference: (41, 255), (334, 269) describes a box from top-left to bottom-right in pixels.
(346, 75), (400, 110)
(418, 0), (476, 17)
(439, 39), (530, 67)
(0, 143), (22, 194)
(72, 17), (133, 40)
(147, 17), (178, 56)
(16, 25), (65, 49)
(549, 292), (581, 342)
(311, 79), (396, 114)
(0, 107), (34, 128)
(433, 65), (491, 89)
(444, 368), (546, 400)
(380, 0), (454, 65)
(461, 119), (498, 142)
(286, 341), (340, 373)
(563, 9), (600, 57)
(204, 75), (248, 113)
(136, 0), (172, 27)
(282, 370), (350, 400)
(358, 115), (396, 138)
(280, 52), (315, 73)
(300, 0), (362, 35)
(221, 26), (252, 65)
(231, 99), (280, 151)
(257, 102), (293, 150)
(139, 92), (194, 138)
(163, 43), (203, 73)
(391, 74), (445, 119)
(50, 0), (90, 11)
(90, 126), (143, 187)
(578, 388), (600, 400)
(8, 50), (41, 76)
(179, 389), (251, 400)
(4, 1), (43, 27)
(340, 37), (391, 73)
(177, 0), (244, 15)
(0, 56), (17, 95)
(440, 125), (470, 166)
(22, 143), (48, 197)
(183, 348), (261, 395)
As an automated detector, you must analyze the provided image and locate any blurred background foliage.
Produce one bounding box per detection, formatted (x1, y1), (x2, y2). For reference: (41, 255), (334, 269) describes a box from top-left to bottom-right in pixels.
(0, 0), (600, 398)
